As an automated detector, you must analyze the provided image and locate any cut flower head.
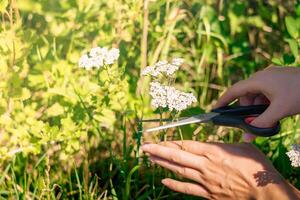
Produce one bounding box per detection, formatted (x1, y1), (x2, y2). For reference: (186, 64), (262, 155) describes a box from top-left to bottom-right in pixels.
(149, 82), (197, 112)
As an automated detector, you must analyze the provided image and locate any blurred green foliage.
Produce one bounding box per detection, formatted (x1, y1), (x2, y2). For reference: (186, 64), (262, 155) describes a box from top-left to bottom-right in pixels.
(0, 0), (299, 199)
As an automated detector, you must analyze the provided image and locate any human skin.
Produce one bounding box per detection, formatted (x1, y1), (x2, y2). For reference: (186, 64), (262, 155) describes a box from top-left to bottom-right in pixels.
(213, 66), (300, 141)
(142, 141), (300, 199)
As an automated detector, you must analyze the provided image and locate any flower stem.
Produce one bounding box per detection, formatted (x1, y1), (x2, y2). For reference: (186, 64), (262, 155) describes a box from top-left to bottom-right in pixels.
(159, 108), (165, 141)
(70, 83), (104, 139)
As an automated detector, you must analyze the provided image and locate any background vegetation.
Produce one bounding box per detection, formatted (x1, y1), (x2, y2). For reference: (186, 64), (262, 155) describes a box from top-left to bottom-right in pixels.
(0, 0), (300, 199)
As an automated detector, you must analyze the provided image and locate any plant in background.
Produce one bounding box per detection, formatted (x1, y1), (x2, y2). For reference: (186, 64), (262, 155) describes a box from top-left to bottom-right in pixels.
(74, 45), (130, 137)
(272, 14), (300, 66)
(79, 47), (120, 69)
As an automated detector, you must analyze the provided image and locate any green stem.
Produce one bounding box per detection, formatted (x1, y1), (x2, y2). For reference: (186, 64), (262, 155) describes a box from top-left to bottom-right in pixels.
(159, 108), (164, 141)
(135, 121), (143, 165)
(104, 65), (114, 83)
(125, 165), (140, 200)
(97, 67), (101, 84)
(71, 83), (104, 138)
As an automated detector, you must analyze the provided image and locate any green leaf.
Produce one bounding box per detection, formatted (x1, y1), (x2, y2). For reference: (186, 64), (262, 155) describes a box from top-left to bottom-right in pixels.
(283, 53), (295, 65)
(125, 165), (139, 200)
(285, 38), (299, 59)
(285, 16), (299, 39)
(94, 108), (116, 130)
(0, 0), (8, 13)
(271, 57), (284, 65)
(8, 73), (22, 98)
(149, 0), (166, 13)
(0, 106), (5, 115)
(179, 106), (205, 117)
(46, 103), (65, 117)
(296, 4), (300, 16)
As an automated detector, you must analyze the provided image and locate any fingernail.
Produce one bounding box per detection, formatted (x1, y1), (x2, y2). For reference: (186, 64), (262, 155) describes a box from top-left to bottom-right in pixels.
(161, 179), (168, 185)
(243, 133), (256, 143)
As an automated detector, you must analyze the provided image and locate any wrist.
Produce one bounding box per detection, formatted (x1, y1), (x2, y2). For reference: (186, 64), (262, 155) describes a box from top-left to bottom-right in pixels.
(258, 180), (300, 200)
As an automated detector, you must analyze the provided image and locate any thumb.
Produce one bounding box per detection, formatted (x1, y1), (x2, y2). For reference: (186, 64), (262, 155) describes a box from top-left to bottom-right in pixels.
(250, 102), (282, 128)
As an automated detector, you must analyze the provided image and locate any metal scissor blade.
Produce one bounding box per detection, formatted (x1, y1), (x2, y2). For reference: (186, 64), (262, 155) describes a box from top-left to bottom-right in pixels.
(141, 119), (176, 123)
(145, 112), (219, 133)
(140, 117), (189, 123)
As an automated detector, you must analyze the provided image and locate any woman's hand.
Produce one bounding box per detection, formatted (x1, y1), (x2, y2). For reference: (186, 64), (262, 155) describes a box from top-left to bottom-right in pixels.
(214, 66), (300, 141)
(142, 141), (300, 200)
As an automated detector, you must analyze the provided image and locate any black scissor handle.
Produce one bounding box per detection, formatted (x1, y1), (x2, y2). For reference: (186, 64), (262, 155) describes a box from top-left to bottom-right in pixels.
(211, 105), (281, 137)
(211, 104), (269, 116)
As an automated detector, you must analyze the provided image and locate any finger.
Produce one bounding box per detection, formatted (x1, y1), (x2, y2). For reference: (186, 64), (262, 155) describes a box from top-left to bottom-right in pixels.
(142, 143), (206, 170)
(149, 155), (205, 183)
(213, 80), (259, 108)
(264, 65), (277, 71)
(239, 95), (255, 106)
(162, 178), (210, 198)
(250, 101), (284, 128)
(158, 140), (221, 156)
(253, 94), (270, 105)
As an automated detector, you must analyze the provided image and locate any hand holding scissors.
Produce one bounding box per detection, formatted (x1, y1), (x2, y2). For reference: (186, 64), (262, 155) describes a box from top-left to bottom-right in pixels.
(143, 104), (280, 137)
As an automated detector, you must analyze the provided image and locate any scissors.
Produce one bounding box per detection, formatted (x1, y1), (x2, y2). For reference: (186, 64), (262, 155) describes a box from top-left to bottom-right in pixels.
(142, 104), (280, 137)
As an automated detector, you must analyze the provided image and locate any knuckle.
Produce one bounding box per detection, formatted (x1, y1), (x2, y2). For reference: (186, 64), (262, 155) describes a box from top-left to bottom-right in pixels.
(210, 194), (218, 200)
(235, 80), (252, 92)
(250, 70), (266, 81)
(196, 170), (205, 181)
(245, 78), (262, 92)
(208, 143), (225, 157)
(250, 78), (262, 87)
(169, 152), (183, 163)
(233, 80), (246, 88)
(183, 186), (192, 194)
(227, 83), (241, 95)
(176, 167), (187, 176)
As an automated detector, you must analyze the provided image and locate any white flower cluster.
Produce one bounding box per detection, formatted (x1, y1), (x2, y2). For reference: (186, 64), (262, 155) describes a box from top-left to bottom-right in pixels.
(149, 82), (197, 111)
(286, 144), (300, 167)
(141, 58), (184, 77)
(79, 47), (119, 70)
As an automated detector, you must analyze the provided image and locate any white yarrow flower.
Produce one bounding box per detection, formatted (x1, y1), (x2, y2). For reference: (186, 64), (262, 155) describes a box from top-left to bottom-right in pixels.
(105, 48), (120, 65)
(79, 47), (119, 69)
(286, 144), (300, 167)
(89, 47), (103, 57)
(141, 58), (184, 77)
(149, 82), (197, 112)
(171, 58), (184, 66)
(79, 54), (90, 68)
(141, 66), (155, 76)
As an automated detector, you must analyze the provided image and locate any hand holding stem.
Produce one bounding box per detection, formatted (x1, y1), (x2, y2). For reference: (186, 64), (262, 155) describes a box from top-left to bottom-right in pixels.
(142, 141), (300, 199)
